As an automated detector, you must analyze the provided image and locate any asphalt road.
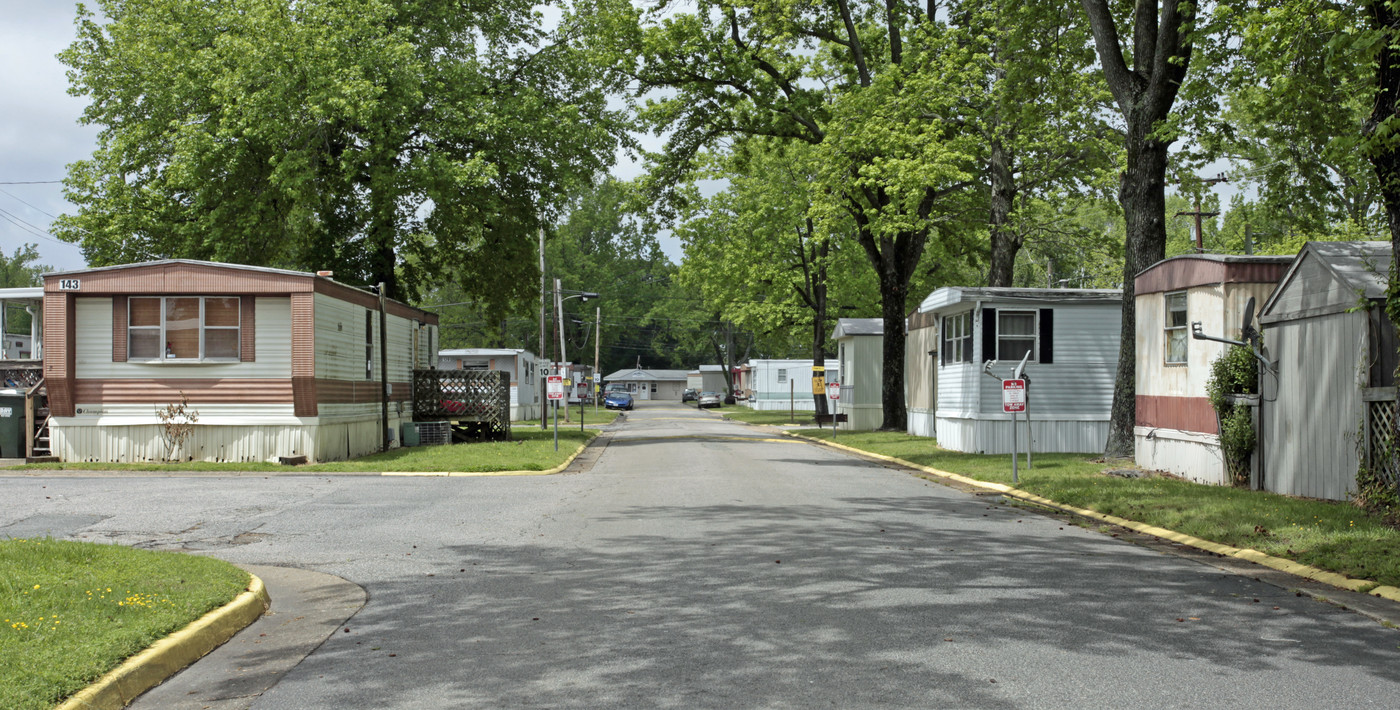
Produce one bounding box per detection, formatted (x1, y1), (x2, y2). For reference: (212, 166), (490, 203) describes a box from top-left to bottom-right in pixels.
(3, 400), (1399, 708)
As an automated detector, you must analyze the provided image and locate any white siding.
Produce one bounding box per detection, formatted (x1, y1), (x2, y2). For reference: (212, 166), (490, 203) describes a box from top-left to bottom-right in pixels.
(314, 293), (376, 381)
(1134, 427), (1227, 485)
(836, 335), (883, 430)
(938, 416), (1108, 454)
(747, 360), (840, 411)
(76, 297), (292, 379)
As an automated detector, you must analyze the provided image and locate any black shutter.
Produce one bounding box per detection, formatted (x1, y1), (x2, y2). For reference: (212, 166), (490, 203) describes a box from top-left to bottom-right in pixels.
(982, 307), (997, 362)
(1039, 308), (1054, 364)
(940, 318), (949, 365)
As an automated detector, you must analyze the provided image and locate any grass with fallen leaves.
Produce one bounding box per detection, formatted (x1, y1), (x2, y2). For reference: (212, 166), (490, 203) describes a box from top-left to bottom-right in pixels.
(798, 429), (1400, 588)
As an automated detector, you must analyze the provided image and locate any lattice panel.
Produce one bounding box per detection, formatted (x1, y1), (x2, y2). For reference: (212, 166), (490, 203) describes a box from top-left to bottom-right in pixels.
(1, 367), (42, 389)
(413, 369), (510, 439)
(1367, 400), (1400, 491)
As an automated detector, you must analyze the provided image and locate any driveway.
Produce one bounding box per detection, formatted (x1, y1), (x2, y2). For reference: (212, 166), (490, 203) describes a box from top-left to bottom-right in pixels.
(2, 400), (1398, 708)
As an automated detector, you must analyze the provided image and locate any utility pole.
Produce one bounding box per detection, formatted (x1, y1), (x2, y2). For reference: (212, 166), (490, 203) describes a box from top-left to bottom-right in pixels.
(539, 229), (547, 430)
(1175, 173), (1227, 253)
(593, 306), (601, 414)
(377, 283), (389, 453)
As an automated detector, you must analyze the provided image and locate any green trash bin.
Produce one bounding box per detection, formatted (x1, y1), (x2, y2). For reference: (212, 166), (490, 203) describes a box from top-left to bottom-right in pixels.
(0, 389), (26, 459)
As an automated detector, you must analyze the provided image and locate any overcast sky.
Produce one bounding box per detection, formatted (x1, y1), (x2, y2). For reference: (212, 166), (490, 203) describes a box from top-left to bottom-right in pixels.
(0, 2), (677, 277)
(1, 2), (95, 273)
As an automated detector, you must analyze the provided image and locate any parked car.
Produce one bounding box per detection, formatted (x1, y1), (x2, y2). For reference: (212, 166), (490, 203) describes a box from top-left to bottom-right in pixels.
(603, 391), (635, 410)
(697, 391), (722, 409)
(682, 388), (698, 402)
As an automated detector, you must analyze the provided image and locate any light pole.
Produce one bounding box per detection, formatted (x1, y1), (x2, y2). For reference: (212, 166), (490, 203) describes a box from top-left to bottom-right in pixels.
(549, 280), (599, 447)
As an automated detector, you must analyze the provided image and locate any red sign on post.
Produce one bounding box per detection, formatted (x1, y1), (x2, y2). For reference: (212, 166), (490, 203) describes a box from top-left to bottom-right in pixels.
(1002, 379), (1026, 413)
(546, 375), (565, 401)
(826, 382), (841, 400)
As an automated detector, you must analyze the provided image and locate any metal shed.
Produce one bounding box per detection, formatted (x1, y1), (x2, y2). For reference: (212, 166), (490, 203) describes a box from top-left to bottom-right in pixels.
(1258, 241), (1395, 501)
(832, 318), (884, 430)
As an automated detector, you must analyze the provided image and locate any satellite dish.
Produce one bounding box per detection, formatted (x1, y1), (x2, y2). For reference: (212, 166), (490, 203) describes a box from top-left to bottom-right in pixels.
(1241, 296), (1258, 349)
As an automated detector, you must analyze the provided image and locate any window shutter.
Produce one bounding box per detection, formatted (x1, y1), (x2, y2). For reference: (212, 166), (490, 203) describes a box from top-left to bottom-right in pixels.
(111, 296), (128, 362)
(1039, 308), (1054, 364)
(981, 307), (997, 362)
(240, 297), (256, 362)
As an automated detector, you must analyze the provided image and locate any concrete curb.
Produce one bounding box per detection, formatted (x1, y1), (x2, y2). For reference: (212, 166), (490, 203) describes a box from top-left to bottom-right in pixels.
(785, 431), (1400, 605)
(382, 432), (598, 477)
(57, 573), (271, 710)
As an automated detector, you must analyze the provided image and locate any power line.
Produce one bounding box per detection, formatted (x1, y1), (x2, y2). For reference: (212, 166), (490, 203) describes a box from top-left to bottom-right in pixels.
(0, 181), (62, 185)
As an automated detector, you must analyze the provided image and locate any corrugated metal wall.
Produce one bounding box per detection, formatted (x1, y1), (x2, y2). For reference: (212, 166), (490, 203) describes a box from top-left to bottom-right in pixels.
(939, 416), (1109, 454)
(1260, 312), (1364, 500)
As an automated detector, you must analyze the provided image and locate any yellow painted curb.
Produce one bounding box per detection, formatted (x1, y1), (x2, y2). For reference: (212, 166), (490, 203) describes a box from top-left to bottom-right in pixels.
(57, 573), (270, 710)
(383, 432), (598, 477)
(785, 431), (1394, 600)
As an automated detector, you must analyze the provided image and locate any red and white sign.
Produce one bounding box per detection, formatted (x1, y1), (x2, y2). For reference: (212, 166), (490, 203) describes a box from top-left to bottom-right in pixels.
(826, 382), (841, 400)
(1002, 379), (1026, 413)
(546, 375), (565, 401)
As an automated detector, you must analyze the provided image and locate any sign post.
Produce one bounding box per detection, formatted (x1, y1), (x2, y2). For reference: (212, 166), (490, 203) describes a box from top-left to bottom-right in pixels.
(826, 382), (841, 437)
(547, 375), (564, 451)
(1002, 379), (1026, 484)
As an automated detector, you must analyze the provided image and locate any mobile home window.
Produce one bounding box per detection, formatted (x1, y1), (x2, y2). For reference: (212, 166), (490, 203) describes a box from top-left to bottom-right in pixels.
(997, 310), (1037, 362)
(777, 368), (788, 383)
(128, 296), (240, 361)
(941, 312), (973, 364)
(1165, 291), (1188, 364)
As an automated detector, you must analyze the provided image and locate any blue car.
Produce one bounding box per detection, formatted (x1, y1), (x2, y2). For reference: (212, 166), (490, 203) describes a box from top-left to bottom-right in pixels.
(603, 391), (634, 410)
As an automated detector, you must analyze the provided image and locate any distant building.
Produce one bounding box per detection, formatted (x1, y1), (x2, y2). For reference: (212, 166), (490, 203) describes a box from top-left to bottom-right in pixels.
(438, 348), (541, 420)
(604, 368), (688, 401)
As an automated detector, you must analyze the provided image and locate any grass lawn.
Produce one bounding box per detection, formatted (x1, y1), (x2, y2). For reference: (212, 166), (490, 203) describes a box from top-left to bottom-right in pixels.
(0, 539), (250, 709)
(6, 428), (597, 474)
(798, 429), (1400, 589)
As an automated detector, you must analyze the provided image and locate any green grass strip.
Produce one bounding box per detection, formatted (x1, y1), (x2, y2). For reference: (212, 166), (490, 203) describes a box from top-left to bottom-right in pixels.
(0, 539), (249, 709)
(799, 429), (1400, 589)
(7, 428), (597, 473)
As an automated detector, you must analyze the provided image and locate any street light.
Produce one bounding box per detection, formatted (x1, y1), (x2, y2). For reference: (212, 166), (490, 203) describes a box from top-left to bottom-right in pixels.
(549, 280), (600, 444)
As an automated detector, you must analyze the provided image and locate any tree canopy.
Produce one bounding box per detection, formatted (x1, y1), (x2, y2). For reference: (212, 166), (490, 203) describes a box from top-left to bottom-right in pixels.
(58, 0), (636, 306)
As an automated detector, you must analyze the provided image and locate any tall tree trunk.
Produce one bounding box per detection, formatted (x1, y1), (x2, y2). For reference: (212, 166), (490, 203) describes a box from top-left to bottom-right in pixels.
(1104, 122), (1171, 458)
(987, 134), (1019, 286)
(368, 166), (400, 301)
(878, 255), (910, 431)
(1080, 0), (1195, 458)
(811, 237), (830, 417)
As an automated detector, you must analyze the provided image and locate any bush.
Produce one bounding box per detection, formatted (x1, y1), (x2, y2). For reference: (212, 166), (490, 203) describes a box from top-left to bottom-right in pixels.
(1207, 345), (1259, 487)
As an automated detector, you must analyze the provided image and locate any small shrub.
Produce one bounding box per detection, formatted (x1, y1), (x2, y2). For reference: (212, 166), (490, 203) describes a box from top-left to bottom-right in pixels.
(1207, 345), (1259, 487)
(156, 393), (198, 462)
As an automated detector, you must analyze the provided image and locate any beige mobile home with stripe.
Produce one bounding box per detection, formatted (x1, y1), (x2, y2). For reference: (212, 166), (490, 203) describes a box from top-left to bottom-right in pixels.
(42, 260), (438, 463)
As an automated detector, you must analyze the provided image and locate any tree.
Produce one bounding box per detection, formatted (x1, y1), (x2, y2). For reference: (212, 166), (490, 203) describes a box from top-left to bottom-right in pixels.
(58, 0), (635, 307)
(1080, 0), (1201, 457)
(0, 243), (46, 290)
(972, 0), (1117, 286)
(674, 139), (880, 413)
(633, 0), (985, 430)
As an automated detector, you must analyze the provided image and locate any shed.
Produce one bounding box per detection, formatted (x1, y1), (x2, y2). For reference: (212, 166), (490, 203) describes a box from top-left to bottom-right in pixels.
(687, 365), (728, 395)
(42, 260), (438, 463)
(831, 318), (883, 430)
(604, 368), (688, 401)
(905, 308), (939, 437)
(1132, 254), (1292, 484)
(913, 287), (1122, 453)
(742, 359), (840, 411)
(438, 348), (541, 420)
(1257, 241), (1395, 501)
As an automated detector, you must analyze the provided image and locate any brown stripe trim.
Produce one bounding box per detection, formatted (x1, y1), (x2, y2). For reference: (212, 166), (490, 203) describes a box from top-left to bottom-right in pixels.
(44, 292), (75, 416)
(73, 379), (294, 404)
(315, 379), (412, 405)
(112, 296), (128, 363)
(312, 279), (437, 323)
(291, 293), (317, 416)
(1135, 257), (1291, 296)
(1135, 395), (1218, 435)
(240, 296), (256, 362)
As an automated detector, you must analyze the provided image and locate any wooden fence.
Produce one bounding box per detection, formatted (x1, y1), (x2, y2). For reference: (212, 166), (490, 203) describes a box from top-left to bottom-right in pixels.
(412, 369), (510, 441)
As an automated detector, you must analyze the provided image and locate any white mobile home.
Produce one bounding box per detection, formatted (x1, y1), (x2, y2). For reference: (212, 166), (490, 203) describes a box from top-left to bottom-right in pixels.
(913, 287), (1121, 453)
(1132, 254), (1292, 485)
(687, 365), (729, 394)
(743, 359), (840, 411)
(832, 318), (883, 430)
(42, 260), (438, 463)
(605, 368), (688, 400)
(438, 348), (541, 421)
(1257, 242), (1393, 501)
